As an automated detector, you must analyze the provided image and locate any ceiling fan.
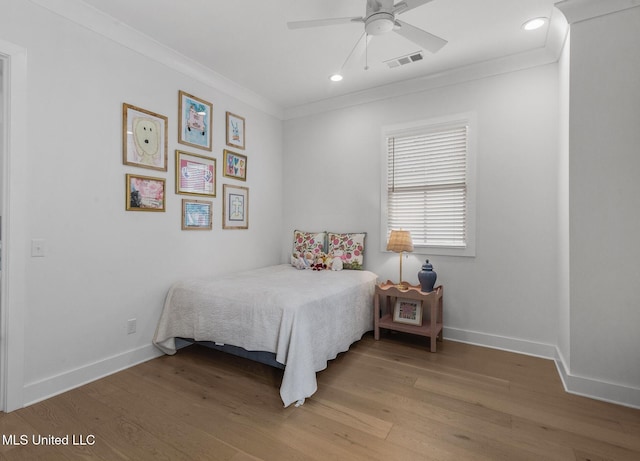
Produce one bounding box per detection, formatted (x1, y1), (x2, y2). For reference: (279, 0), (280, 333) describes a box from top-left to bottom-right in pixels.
(287, 0), (447, 68)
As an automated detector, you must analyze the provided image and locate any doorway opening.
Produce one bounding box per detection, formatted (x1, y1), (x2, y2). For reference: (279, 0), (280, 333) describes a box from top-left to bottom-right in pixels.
(0, 41), (28, 412)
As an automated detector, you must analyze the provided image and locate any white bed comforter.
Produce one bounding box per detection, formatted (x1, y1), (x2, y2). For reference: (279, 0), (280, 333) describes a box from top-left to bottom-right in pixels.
(153, 264), (377, 407)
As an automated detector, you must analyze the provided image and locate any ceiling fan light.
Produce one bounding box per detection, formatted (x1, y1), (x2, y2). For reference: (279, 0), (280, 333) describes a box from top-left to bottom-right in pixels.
(329, 73), (343, 82)
(365, 12), (395, 35)
(523, 17), (547, 31)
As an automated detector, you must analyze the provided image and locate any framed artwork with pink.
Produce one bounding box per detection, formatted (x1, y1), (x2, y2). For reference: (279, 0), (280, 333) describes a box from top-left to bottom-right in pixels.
(126, 174), (166, 211)
(175, 150), (216, 197)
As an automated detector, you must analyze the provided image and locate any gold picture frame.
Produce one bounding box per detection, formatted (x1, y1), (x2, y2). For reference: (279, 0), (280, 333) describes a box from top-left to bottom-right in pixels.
(126, 174), (166, 212)
(175, 150), (216, 197)
(225, 112), (245, 150)
(222, 184), (248, 229)
(178, 91), (213, 151)
(222, 149), (247, 181)
(122, 103), (168, 171)
(182, 199), (213, 230)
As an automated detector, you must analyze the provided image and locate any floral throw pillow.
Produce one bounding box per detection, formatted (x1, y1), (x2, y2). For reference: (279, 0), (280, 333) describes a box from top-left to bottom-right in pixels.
(327, 232), (366, 270)
(292, 230), (326, 260)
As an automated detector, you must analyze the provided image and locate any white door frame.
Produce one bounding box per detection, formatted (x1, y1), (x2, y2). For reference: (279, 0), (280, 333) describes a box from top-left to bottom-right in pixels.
(0, 39), (29, 412)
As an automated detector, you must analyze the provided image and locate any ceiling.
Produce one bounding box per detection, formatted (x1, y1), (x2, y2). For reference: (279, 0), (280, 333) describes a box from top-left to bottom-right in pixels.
(76, 0), (566, 112)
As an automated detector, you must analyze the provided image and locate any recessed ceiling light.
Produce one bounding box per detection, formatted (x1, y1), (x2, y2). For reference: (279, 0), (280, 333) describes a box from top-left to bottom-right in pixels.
(329, 74), (343, 82)
(523, 17), (547, 31)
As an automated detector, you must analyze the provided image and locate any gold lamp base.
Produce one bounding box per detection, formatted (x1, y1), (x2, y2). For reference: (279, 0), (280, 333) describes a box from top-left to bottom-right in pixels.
(396, 250), (409, 291)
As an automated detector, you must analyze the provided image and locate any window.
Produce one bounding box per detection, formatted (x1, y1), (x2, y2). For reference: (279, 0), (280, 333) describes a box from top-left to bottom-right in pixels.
(382, 114), (475, 257)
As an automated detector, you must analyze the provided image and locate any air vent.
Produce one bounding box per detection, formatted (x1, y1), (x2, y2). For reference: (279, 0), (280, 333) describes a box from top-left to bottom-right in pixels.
(384, 51), (424, 69)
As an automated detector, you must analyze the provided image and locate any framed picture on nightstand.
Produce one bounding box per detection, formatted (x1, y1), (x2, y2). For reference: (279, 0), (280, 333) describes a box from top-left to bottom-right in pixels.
(393, 298), (423, 326)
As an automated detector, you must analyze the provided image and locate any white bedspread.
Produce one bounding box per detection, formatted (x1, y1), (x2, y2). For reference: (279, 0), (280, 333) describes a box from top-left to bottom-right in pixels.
(153, 264), (377, 407)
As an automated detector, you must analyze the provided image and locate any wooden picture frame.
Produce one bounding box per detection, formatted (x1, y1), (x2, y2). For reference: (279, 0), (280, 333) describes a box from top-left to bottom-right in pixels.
(222, 149), (247, 181)
(175, 150), (216, 197)
(182, 199), (213, 230)
(126, 174), (166, 211)
(122, 103), (168, 171)
(225, 112), (245, 150)
(222, 184), (248, 229)
(178, 91), (213, 151)
(393, 298), (423, 326)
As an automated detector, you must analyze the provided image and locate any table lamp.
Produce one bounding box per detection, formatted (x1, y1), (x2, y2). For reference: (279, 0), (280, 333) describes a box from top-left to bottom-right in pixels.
(386, 230), (413, 291)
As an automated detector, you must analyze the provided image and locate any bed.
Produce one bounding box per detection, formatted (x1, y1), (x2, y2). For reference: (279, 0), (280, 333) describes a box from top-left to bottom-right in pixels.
(153, 264), (378, 407)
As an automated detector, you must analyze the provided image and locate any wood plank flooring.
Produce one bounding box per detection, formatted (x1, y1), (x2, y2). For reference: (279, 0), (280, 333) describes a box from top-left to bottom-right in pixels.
(0, 332), (638, 460)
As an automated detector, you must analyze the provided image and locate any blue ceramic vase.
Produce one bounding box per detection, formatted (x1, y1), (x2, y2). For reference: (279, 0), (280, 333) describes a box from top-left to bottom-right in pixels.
(418, 259), (437, 292)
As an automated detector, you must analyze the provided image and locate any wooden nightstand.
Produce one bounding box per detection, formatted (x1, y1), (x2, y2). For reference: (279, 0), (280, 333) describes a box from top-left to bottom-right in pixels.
(374, 281), (444, 352)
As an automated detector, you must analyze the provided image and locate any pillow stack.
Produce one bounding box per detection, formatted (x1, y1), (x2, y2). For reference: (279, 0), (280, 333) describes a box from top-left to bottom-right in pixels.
(291, 230), (366, 270)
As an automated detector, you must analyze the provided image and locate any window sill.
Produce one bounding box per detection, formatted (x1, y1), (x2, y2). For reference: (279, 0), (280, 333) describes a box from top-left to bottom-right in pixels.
(412, 245), (475, 258)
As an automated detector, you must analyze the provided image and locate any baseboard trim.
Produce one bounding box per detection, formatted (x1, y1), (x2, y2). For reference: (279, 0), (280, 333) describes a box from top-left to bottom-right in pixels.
(553, 350), (640, 410)
(443, 327), (557, 359)
(22, 344), (163, 407)
(444, 327), (640, 409)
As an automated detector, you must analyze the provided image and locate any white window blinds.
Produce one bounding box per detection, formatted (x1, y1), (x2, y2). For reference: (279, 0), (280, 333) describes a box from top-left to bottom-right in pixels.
(387, 122), (468, 248)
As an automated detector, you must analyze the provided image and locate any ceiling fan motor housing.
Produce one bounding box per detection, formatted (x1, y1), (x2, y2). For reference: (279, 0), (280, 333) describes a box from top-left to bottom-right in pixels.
(365, 12), (395, 35)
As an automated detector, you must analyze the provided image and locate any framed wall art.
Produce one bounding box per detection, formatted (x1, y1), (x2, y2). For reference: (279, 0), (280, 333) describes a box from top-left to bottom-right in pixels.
(178, 90), (213, 151)
(182, 199), (213, 230)
(393, 298), (423, 326)
(223, 149), (247, 181)
(225, 111), (245, 150)
(222, 184), (248, 229)
(126, 174), (166, 212)
(122, 103), (168, 171)
(175, 150), (216, 197)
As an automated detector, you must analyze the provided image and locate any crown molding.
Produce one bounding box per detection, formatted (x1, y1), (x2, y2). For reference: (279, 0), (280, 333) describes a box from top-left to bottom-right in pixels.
(555, 0), (640, 24)
(28, 0), (284, 119)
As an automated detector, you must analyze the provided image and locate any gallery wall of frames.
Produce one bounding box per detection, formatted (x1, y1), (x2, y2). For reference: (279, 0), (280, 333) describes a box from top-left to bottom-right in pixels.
(122, 91), (249, 231)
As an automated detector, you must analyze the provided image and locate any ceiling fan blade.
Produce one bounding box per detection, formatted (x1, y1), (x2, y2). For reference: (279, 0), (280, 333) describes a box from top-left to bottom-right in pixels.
(341, 33), (374, 71)
(393, 19), (447, 53)
(287, 17), (363, 30)
(393, 0), (435, 15)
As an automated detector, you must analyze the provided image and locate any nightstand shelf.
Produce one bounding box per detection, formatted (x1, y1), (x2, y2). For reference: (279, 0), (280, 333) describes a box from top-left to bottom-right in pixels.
(374, 281), (443, 352)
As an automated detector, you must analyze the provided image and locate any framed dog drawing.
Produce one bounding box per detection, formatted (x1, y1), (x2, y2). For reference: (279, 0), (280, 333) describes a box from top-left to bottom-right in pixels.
(122, 103), (168, 172)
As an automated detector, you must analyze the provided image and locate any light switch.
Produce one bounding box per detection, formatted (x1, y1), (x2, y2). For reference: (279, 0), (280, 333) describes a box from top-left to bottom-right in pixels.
(31, 239), (46, 257)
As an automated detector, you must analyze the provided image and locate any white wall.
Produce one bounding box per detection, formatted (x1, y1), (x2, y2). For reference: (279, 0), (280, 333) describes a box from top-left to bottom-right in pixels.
(0, 0), (284, 405)
(284, 64), (561, 354)
(566, 6), (640, 400)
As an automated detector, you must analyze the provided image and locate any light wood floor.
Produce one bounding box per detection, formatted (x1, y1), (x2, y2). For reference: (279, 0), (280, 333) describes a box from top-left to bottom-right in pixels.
(0, 333), (638, 460)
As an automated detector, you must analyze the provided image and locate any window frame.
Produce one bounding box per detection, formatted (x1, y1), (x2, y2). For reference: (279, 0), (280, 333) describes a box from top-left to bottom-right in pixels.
(380, 112), (477, 257)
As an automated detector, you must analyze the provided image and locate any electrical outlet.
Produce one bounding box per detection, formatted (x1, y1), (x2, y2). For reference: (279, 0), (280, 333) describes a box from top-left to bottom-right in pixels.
(127, 318), (136, 335)
(31, 239), (46, 257)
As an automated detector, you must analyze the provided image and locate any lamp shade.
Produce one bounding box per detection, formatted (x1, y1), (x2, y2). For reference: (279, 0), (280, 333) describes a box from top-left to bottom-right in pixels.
(386, 230), (414, 253)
